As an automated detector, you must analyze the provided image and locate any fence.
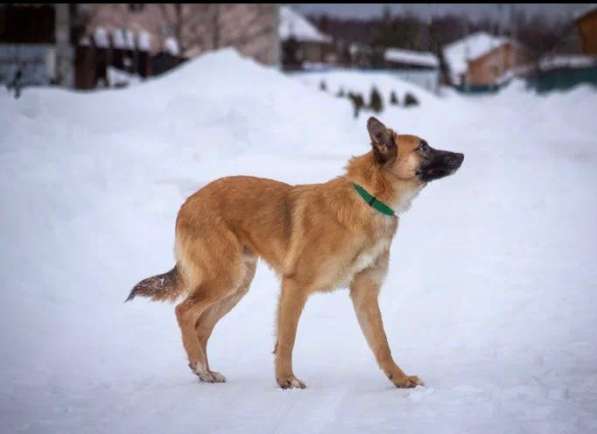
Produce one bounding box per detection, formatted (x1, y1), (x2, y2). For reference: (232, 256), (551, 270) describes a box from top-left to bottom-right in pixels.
(75, 45), (151, 90)
(525, 65), (597, 93)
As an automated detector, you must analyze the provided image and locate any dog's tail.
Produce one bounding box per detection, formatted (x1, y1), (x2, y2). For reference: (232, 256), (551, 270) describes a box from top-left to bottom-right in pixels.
(125, 266), (183, 303)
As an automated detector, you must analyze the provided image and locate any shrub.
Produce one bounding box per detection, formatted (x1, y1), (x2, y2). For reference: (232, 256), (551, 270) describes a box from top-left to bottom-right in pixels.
(319, 80), (327, 92)
(348, 91), (365, 118)
(369, 86), (383, 113)
(389, 91), (399, 105)
(403, 92), (419, 107)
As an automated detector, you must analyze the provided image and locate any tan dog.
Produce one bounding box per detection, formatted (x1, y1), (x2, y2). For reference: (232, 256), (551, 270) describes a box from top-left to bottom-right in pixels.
(127, 116), (464, 389)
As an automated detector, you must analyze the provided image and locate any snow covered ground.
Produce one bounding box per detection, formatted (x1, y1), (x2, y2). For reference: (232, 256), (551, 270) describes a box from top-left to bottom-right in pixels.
(1, 49), (597, 434)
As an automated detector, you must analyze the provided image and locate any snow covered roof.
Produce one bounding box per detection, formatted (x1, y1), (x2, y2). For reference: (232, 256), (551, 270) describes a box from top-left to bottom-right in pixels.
(539, 54), (597, 70)
(574, 4), (597, 21)
(137, 31), (151, 52)
(112, 29), (126, 49)
(279, 6), (332, 43)
(93, 27), (109, 48)
(164, 37), (179, 56)
(444, 32), (512, 77)
(124, 30), (135, 50)
(384, 48), (438, 68)
(110, 29), (135, 49)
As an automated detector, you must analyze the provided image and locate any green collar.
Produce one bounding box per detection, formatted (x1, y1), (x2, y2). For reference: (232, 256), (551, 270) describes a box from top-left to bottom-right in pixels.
(352, 183), (396, 217)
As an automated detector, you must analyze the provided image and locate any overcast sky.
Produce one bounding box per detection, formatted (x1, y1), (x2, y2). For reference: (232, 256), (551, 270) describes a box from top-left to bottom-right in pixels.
(292, 4), (593, 23)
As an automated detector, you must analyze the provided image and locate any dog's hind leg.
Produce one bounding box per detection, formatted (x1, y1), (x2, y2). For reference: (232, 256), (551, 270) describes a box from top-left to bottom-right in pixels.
(175, 228), (250, 383)
(175, 292), (222, 383)
(194, 253), (257, 382)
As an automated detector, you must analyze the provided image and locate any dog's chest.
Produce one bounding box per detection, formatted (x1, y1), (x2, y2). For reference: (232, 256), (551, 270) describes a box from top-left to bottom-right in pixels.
(334, 224), (395, 289)
(347, 238), (390, 277)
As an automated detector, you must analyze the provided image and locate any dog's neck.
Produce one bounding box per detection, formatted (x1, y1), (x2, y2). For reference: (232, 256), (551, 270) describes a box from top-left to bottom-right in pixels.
(345, 152), (423, 215)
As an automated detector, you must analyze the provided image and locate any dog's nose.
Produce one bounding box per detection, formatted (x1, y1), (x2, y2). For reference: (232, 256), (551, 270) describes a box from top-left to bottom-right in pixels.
(447, 152), (464, 168)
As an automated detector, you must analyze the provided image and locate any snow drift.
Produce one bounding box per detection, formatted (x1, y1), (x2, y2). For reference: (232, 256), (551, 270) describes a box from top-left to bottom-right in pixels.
(1, 49), (597, 434)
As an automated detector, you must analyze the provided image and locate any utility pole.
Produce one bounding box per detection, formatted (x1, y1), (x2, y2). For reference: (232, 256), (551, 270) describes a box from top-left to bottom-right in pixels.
(55, 4), (73, 87)
(464, 17), (470, 91)
(496, 3), (505, 88)
(272, 4), (281, 68)
(212, 5), (220, 50)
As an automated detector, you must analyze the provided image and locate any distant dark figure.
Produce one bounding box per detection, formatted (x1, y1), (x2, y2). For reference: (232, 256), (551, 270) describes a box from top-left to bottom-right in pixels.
(389, 91), (399, 105)
(319, 80), (327, 92)
(282, 36), (301, 70)
(336, 87), (345, 98)
(7, 68), (23, 99)
(348, 92), (365, 118)
(404, 92), (419, 107)
(369, 86), (383, 113)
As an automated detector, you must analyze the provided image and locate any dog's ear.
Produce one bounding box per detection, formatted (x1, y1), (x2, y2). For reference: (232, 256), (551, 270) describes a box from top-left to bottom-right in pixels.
(367, 116), (397, 164)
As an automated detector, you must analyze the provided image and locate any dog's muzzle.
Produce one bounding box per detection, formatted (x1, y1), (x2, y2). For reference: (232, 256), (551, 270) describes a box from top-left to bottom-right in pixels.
(417, 150), (464, 182)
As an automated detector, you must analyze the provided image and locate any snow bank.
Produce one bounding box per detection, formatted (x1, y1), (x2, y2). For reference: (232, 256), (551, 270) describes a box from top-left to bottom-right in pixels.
(1, 49), (597, 434)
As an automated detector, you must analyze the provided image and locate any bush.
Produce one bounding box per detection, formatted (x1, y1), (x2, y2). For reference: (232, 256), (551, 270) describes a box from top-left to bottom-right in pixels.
(348, 91), (365, 118)
(403, 92), (419, 107)
(336, 87), (345, 98)
(369, 86), (383, 113)
(389, 91), (399, 105)
(319, 80), (327, 92)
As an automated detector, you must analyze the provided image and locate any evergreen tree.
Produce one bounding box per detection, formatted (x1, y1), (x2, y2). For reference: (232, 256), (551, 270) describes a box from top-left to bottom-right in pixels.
(389, 91), (399, 105)
(348, 92), (365, 118)
(404, 92), (419, 107)
(369, 86), (383, 113)
(355, 93), (364, 111)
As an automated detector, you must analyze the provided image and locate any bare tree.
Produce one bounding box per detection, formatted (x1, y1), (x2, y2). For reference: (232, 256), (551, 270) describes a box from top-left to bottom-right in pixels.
(157, 4), (215, 56)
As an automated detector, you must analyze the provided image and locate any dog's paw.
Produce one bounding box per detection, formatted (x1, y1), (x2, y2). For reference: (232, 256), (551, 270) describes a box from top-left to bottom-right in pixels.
(197, 370), (227, 383)
(277, 374), (307, 389)
(189, 363), (226, 383)
(391, 374), (424, 388)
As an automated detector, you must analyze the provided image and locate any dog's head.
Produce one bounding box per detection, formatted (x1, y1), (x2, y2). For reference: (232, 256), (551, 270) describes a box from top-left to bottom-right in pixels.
(367, 116), (464, 184)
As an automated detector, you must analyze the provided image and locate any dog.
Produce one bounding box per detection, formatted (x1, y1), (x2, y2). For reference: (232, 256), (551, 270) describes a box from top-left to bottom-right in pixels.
(127, 116), (464, 389)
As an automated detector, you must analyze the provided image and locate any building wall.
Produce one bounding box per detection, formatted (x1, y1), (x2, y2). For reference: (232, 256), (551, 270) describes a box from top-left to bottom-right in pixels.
(85, 4), (279, 65)
(0, 4), (76, 87)
(217, 4), (279, 65)
(392, 69), (439, 94)
(0, 44), (55, 85)
(577, 10), (597, 55)
(466, 43), (528, 86)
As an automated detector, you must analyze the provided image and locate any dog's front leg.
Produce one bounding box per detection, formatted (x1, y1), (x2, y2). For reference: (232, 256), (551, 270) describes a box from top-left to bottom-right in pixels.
(350, 255), (423, 388)
(275, 277), (309, 389)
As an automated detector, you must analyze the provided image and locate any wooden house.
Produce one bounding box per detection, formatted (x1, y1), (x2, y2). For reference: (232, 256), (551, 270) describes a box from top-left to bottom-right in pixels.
(443, 31), (530, 92)
(279, 6), (334, 70)
(576, 5), (597, 55)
